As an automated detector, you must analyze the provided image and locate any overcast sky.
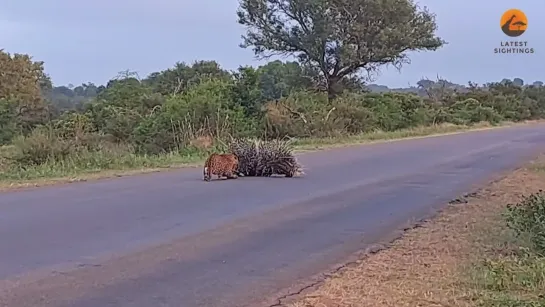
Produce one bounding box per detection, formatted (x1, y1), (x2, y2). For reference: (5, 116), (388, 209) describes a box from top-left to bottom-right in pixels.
(0, 0), (542, 88)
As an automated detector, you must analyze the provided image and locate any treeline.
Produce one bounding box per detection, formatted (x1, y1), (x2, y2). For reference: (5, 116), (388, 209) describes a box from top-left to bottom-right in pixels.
(2, 49), (545, 169)
(1, 51), (544, 168)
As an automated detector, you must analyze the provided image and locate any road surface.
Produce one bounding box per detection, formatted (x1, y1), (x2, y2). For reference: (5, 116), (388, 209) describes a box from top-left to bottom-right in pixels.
(1, 124), (545, 307)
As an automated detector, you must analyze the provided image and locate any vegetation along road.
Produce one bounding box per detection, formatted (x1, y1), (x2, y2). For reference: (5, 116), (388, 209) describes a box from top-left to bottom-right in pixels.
(1, 124), (544, 307)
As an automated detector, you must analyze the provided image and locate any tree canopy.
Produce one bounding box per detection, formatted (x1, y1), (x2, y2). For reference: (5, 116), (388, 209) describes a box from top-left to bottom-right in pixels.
(237, 0), (445, 99)
(0, 50), (50, 133)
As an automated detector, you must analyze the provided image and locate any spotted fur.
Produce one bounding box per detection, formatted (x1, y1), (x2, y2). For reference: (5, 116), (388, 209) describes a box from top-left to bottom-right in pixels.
(203, 153), (239, 182)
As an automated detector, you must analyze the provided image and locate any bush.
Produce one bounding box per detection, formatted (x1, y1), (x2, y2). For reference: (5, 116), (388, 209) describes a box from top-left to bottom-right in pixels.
(131, 79), (255, 154)
(263, 90), (438, 138)
(361, 93), (417, 131)
(449, 98), (504, 125)
(504, 191), (545, 254)
(6, 125), (135, 170)
(263, 90), (332, 138)
(6, 81), (545, 172)
(10, 128), (74, 166)
(3, 52), (545, 173)
(472, 189), (545, 307)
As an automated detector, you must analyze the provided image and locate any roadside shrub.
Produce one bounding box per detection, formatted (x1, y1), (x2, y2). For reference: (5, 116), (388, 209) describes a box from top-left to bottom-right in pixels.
(3, 58), (545, 174)
(449, 98), (503, 125)
(349, 92), (434, 131)
(504, 191), (545, 254)
(263, 90), (333, 138)
(131, 79), (255, 154)
(10, 128), (74, 166)
(262, 91), (438, 138)
(7, 124), (129, 168)
(361, 93), (407, 131)
(330, 93), (378, 134)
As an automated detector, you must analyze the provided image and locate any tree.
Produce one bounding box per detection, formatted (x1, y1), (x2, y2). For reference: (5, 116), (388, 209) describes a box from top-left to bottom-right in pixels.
(232, 66), (264, 116)
(417, 79), (435, 89)
(144, 60), (231, 96)
(237, 0), (445, 100)
(257, 60), (316, 100)
(0, 49), (49, 132)
(513, 78), (524, 87)
(46, 83), (99, 116)
(73, 83), (99, 98)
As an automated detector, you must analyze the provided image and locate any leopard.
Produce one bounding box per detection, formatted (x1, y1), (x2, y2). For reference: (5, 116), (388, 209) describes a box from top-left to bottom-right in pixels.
(203, 153), (240, 182)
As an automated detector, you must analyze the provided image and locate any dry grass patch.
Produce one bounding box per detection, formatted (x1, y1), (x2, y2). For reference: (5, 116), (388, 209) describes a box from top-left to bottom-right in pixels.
(289, 156), (545, 307)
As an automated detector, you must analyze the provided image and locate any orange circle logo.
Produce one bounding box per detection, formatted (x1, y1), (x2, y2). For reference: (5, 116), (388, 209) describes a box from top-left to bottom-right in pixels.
(500, 9), (527, 37)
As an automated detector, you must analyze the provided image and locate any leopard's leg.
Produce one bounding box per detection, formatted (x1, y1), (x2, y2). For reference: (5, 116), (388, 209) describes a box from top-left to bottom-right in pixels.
(204, 165), (211, 181)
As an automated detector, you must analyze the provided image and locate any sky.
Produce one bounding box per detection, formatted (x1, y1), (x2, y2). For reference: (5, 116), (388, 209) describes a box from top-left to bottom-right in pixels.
(0, 0), (543, 88)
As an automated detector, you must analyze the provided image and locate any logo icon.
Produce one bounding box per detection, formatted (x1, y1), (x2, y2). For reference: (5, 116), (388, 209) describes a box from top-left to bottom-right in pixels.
(500, 9), (527, 37)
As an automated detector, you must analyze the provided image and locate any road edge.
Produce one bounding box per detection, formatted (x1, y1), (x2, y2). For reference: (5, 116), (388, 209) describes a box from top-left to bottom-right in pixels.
(0, 121), (542, 192)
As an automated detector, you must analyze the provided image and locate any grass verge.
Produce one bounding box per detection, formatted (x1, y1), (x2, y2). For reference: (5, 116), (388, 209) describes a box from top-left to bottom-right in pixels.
(0, 121), (536, 190)
(287, 154), (545, 307)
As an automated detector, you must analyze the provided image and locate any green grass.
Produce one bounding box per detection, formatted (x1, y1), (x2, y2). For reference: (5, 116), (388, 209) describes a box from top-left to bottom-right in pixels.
(470, 250), (545, 307)
(469, 225), (545, 306)
(0, 121), (523, 188)
(0, 147), (206, 182)
(291, 121), (500, 150)
(466, 163), (545, 307)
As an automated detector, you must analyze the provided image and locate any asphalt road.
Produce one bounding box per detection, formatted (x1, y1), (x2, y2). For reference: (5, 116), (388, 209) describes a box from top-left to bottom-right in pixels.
(2, 124), (545, 307)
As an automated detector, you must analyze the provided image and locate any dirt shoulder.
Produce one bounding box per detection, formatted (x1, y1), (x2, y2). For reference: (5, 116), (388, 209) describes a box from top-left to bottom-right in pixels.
(286, 155), (545, 307)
